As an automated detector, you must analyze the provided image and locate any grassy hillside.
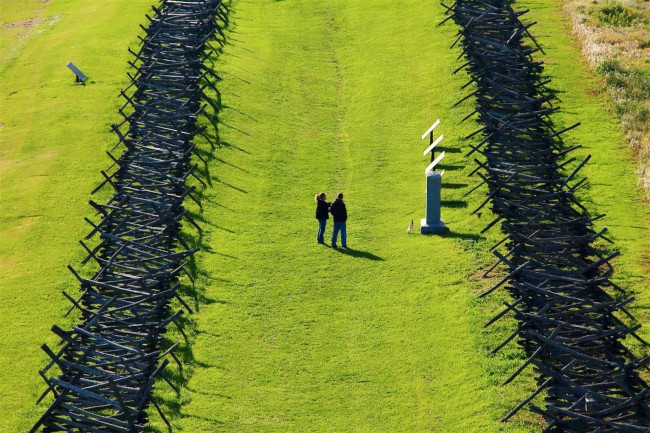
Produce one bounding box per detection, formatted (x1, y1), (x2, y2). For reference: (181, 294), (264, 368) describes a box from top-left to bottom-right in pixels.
(0, 0), (647, 432)
(150, 0), (649, 432)
(153, 0), (537, 431)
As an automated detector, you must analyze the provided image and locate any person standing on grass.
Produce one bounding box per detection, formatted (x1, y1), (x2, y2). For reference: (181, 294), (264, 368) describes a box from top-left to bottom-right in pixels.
(315, 192), (331, 244)
(330, 192), (347, 249)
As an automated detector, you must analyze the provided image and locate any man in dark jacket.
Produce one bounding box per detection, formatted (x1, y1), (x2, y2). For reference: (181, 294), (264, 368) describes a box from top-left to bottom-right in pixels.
(329, 193), (347, 248)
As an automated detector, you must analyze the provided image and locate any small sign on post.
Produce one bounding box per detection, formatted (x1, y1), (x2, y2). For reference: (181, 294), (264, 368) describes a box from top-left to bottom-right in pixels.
(67, 62), (88, 83)
(421, 120), (448, 234)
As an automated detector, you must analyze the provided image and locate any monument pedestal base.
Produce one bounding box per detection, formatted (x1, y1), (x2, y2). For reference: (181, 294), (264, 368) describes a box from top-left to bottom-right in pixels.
(420, 218), (448, 235)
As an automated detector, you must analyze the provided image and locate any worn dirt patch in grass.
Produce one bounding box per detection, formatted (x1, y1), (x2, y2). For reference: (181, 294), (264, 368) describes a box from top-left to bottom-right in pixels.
(0, 1), (51, 69)
(3, 18), (42, 30)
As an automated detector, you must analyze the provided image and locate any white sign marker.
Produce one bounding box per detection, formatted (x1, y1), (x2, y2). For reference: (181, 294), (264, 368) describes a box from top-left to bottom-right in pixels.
(421, 119), (440, 141)
(423, 134), (444, 157)
(425, 151), (445, 174)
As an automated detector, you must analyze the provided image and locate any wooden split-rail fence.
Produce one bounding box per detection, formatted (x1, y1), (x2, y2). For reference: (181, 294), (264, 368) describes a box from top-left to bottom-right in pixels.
(442, 1), (650, 431)
(30, 0), (228, 431)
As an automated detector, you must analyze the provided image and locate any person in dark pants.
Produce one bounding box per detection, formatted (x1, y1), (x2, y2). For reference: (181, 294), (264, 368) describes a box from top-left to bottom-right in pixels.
(315, 192), (330, 244)
(329, 192), (347, 248)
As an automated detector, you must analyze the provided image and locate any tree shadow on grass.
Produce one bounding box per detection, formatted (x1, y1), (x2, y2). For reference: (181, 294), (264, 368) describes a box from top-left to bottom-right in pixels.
(440, 230), (485, 241)
(437, 164), (464, 171)
(444, 182), (468, 189)
(441, 199), (468, 208)
(335, 247), (384, 261)
(440, 147), (463, 153)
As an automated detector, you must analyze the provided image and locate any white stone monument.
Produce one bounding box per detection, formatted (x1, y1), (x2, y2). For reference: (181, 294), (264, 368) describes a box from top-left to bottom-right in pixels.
(420, 120), (448, 234)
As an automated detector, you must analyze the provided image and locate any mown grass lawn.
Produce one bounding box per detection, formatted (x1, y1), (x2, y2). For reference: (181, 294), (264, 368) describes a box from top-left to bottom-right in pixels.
(0, 0), (647, 432)
(151, 0), (649, 432)
(155, 1), (537, 430)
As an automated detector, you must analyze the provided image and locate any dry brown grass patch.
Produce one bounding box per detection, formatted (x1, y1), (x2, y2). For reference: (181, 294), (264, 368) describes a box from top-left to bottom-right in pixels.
(563, 0), (650, 198)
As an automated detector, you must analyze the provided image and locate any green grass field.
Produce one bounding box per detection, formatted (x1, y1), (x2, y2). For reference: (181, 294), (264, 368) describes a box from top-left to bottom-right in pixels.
(0, 0), (648, 432)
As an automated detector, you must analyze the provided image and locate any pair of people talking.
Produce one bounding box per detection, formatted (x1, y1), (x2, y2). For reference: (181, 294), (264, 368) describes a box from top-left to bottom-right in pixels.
(314, 192), (347, 248)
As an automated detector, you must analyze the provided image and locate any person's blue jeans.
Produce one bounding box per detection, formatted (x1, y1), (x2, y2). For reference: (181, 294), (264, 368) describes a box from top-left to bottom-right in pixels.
(331, 222), (347, 248)
(317, 219), (327, 243)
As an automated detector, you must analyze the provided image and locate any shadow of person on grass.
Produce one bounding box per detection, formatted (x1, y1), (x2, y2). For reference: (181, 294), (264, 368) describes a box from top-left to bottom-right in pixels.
(334, 247), (384, 261)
